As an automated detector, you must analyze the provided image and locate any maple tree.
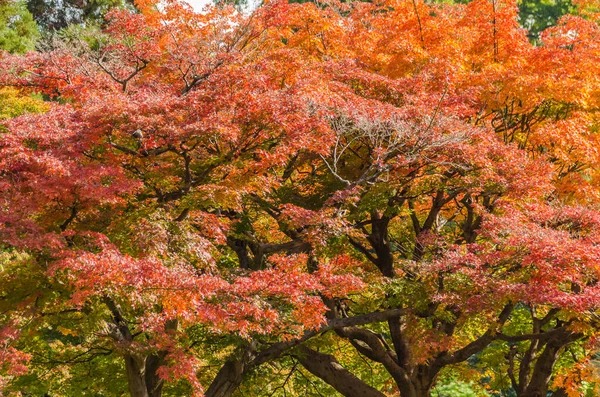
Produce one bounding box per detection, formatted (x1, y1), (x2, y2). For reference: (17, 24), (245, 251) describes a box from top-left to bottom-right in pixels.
(3, 0), (600, 396)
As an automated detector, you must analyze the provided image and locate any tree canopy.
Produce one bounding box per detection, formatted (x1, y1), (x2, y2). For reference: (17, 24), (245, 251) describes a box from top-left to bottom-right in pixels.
(2, 0), (600, 396)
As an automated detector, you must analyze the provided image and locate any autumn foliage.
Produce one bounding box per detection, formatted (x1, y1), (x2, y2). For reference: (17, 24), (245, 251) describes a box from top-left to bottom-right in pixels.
(2, 0), (600, 396)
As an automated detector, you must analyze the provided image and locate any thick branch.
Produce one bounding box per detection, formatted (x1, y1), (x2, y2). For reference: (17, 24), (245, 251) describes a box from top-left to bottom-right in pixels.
(433, 303), (513, 368)
(204, 308), (407, 397)
(295, 346), (386, 397)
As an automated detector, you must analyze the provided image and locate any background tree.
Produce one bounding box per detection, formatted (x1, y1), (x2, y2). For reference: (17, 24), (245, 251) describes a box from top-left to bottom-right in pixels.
(518, 0), (574, 39)
(26, 0), (134, 31)
(0, 0), (39, 53)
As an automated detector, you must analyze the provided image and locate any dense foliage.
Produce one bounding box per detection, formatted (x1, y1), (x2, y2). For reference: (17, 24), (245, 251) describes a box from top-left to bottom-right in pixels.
(0, 0), (39, 53)
(2, 0), (600, 396)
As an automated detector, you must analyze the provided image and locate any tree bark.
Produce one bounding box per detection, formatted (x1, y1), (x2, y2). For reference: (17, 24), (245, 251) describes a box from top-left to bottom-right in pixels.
(204, 359), (247, 397)
(367, 212), (395, 278)
(520, 343), (564, 397)
(202, 309), (406, 397)
(145, 353), (166, 397)
(122, 353), (167, 397)
(520, 332), (581, 397)
(125, 355), (150, 397)
(103, 296), (168, 397)
(295, 346), (386, 397)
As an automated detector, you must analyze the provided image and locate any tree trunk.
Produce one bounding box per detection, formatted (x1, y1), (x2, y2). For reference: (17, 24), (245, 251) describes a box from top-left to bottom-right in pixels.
(125, 355), (150, 397)
(124, 353), (167, 397)
(413, 368), (435, 397)
(145, 353), (166, 397)
(204, 359), (246, 397)
(520, 332), (581, 397)
(520, 342), (562, 397)
(414, 376), (433, 397)
(104, 297), (168, 397)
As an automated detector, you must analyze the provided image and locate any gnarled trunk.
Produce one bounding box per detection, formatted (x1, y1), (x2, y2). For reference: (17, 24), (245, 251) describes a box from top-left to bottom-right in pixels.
(145, 353), (166, 397)
(412, 368), (435, 397)
(124, 353), (166, 397)
(125, 355), (149, 397)
(204, 359), (247, 397)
